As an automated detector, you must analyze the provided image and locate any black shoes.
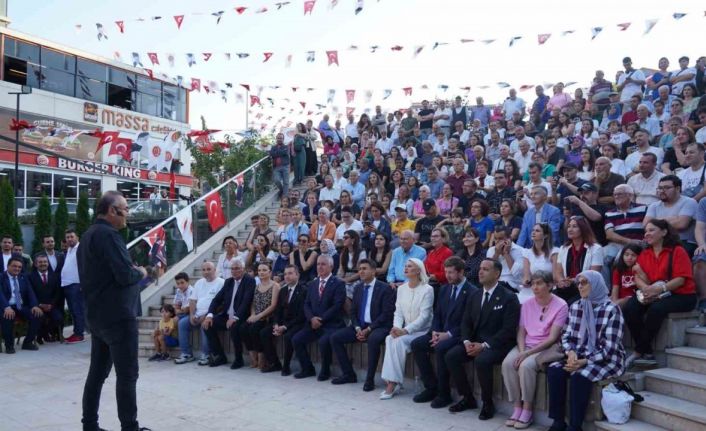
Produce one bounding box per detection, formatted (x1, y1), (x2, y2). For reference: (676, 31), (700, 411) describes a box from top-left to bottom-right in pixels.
(317, 372), (330, 382)
(478, 402), (496, 420)
(5, 345), (15, 354)
(230, 359), (244, 369)
(281, 366), (292, 376)
(413, 388), (437, 403)
(208, 355), (228, 367)
(21, 342), (38, 351)
(294, 367), (316, 379)
(363, 380), (375, 392)
(448, 396), (478, 413)
(261, 363), (282, 373)
(430, 396), (453, 409)
(331, 374), (357, 385)
(548, 420), (568, 431)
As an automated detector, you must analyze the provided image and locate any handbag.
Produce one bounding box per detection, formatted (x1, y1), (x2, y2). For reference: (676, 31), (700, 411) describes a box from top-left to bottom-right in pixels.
(534, 343), (565, 369)
(601, 383), (634, 424)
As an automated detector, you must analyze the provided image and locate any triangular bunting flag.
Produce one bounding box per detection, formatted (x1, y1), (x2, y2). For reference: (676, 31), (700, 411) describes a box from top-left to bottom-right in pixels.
(299, 101), (306, 108)
(147, 52), (159, 65)
(460, 38), (474, 43)
(236, 53), (250, 59)
(538, 33), (551, 45)
(432, 42), (448, 49)
(413, 46), (424, 57)
(346, 107), (355, 116)
(285, 54), (293, 67)
(391, 45), (403, 51)
(644, 19), (658, 34)
(304, 0), (316, 15)
(186, 53), (196, 67)
(403, 87), (412, 96)
(327, 89), (335, 103)
(617, 22), (631, 31)
(263, 52), (274, 62)
(235, 6), (247, 14)
(115, 21), (124, 33)
(212, 11), (224, 24)
(275, 2), (291, 10)
(355, 0), (364, 14)
(673, 12), (687, 20)
(382, 89), (392, 99)
(96, 23), (108, 41)
(202, 53), (212, 62)
(481, 39), (495, 45)
(346, 89), (355, 103)
(306, 51), (315, 62)
(174, 15), (184, 29)
(131, 52), (143, 68)
(326, 50), (339, 66)
(167, 53), (175, 67)
(191, 78), (201, 92)
(591, 27), (603, 40)
(509, 36), (522, 47)
(249, 95), (261, 106)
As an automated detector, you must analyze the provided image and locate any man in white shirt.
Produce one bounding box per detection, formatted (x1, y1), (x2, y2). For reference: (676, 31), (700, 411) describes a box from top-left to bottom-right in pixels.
(486, 226), (523, 291)
(434, 100), (452, 137)
(509, 126), (535, 152)
(372, 105), (387, 134)
(625, 129), (664, 174)
(636, 104), (661, 139)
(670, 56), (696, 96)
(483, 121), (506, 146)
(174, 261), (224, 364)
(491, 145), (512, 174)
(502, 89), (526, 121)
(318, 175), (341, 204)
(512, 140), (533, 176)
(617, 57), (646, 103)
(627, 153), (665, 205)
(61, 229), (85, 344)
(1, 235), (13, 272)
(696, 109), (706, 145)
(345, 114), (359, 144)
(678, 142), (706, 202)
(375, 128), (393, 155)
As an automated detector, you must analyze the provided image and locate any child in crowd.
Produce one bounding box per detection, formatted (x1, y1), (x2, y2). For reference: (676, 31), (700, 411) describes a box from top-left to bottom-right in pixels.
(149, 304), (178, 361)
(610, 243), (645, 308)
(436, 207), (466, 254)
(173, 272), (193, 319)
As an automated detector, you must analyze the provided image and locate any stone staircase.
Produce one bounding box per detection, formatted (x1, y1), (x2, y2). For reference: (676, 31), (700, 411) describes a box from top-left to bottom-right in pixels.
(137, 181), (304, 359)
(595, 312), (706, 431)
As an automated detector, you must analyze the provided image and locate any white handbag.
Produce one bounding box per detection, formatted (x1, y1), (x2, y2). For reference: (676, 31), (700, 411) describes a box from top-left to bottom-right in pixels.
(601, 383), (633, 424)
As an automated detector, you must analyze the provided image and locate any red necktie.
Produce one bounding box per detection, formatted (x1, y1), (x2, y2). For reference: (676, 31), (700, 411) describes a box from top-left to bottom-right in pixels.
(319, 279), (326, 298)
(42, 273), (47, 285)
(479, 177), (485, 188)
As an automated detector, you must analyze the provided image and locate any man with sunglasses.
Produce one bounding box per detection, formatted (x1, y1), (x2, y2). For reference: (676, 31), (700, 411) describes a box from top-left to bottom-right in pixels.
(77, 191), (149, 431)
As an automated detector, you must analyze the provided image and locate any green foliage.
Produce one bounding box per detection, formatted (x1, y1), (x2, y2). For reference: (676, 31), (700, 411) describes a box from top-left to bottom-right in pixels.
(222, 132), (273, 178)
(0, 178), (22, 243)
(31, 194), (52, 255)
(75, 192), (91, 238)
(53, 192), (69, 245)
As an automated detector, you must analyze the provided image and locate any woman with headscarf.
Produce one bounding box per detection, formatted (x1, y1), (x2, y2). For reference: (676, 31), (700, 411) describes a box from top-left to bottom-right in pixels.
(546, 270), (625, 431)
(379, 258), (434, 400)
(318, 238), (339, 276)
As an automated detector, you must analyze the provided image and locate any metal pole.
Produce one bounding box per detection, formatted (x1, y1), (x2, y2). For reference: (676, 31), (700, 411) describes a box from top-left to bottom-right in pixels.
(13, 93), (20, 218)
(226, 181), (231, 227)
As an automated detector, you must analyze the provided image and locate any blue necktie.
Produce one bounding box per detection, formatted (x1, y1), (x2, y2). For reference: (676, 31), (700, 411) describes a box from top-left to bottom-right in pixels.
(359, 284), (370, 326)
(450, 284), (458, 303)
(12, 277), (22, 308)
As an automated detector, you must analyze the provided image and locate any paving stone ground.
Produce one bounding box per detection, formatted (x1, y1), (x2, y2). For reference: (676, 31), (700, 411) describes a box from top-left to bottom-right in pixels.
(0, 337), (544, 431)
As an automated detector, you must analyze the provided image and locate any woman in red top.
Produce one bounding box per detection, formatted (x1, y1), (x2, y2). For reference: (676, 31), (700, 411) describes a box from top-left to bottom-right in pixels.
(424, 228), (454, 288)
(623, 219), (697, 367)
(610, 243), (644, 308)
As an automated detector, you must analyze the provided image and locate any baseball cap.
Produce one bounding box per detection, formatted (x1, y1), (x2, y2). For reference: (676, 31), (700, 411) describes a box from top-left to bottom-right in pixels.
(394, 204), (408, 212)
(563, 162), (578, 170)
(580, 183), (598, 192)
(423, 198), (436, 211)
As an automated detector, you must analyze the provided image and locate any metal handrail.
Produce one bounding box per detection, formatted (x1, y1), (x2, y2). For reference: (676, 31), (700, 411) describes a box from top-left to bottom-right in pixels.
(125, 155), (270, 249)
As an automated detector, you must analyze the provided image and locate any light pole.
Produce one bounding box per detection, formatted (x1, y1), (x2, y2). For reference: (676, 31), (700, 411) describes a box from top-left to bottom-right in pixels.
(8, 85), (32, 218)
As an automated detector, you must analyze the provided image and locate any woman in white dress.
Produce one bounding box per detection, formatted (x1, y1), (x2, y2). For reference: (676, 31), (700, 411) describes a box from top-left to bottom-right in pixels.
(379, 258), (434, 400)
(216, 236), (248, 279)
(520, 223), (559, 303)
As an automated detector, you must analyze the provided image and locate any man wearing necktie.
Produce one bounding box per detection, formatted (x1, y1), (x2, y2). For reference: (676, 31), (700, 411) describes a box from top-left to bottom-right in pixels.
(28, 254), (63, 343)
(260, 265), (307, 376)
(1, 256), (43, 353)
(330, 259), (395, 391)
(291, 254), (346, 381)
(411, 257), (477, 408)
(445, 258), (520, 420)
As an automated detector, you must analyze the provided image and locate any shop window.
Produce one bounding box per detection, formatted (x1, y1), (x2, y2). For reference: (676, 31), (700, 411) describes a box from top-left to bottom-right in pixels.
(3, 56), (40, 88)
(108, 83), (134, 110)
(26, 171), (52, 209)
(41, 68), (75, 97)
(53, 174), (77, 201)
(41, 47), (75, 72)
(77, 74), (106, 104)
(136, 92), (159, 117)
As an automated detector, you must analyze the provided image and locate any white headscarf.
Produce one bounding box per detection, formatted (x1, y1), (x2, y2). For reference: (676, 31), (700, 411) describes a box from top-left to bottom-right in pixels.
(576, 270), (611, 353)
(407, 257), (429, 285)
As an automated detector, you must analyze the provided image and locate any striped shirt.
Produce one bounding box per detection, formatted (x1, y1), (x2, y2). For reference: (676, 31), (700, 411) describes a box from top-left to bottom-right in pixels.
(604, 205), (647, 241)
(551, 301), (626, 382)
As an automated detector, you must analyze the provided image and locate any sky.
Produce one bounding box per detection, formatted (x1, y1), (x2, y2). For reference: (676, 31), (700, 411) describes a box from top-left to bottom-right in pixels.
(7, 0), (706, 132)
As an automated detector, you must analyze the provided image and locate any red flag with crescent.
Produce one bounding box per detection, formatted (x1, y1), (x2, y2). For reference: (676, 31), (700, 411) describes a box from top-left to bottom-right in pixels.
(326, 50), (339, 66)
(263, 52), (273, 62)
(108, 137), (132, 161)
(304, 0), (316, 15)
(204, 191), (226, 231)
(250, 95), (261, 106)
(95, 131), (120, 152)
(346, 89), (355, 103)
(147, 52), (159, 65)
(403, 87), (413, 96)
(191, 78), (201, 92)
(115, 21), (125, 33)
(174, 15), (184, 29)
(235, 6), (247, 14)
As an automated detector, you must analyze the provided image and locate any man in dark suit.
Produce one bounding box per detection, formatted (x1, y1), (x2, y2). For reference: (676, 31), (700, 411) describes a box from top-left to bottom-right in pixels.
(291, 254), (346, 380)
(1, 256), (43, 353)
(27, 254), (62, 343)
(330, 259), (394, 391)
(202, 259), (255, 369)
(0, 235), (14, 273)
(76, 191), (148, 431)
(42, 235), (65, 273)
(412, 256), (477, 408)
(445, 258), (520, 420)
(260, 264), (307, 375)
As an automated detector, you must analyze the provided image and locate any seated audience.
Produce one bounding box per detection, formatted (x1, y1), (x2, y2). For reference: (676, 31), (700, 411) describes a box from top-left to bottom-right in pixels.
(27, 254), (62, 343)
(521, 223), (559, 303)
(518, 186), (562, 248)
(240, 262), (280, 370)
(309, 208), (337, 245)
(554, 217), (604, 304)
(424, 228), (454, 288)
(487, 226), (524, 291)
(610, 243), (644, 308)
(148, 304), (178, 361)
(1, 257), (42, 353)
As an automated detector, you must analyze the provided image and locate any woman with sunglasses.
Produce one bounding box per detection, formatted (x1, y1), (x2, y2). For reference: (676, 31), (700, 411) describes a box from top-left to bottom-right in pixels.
(502, 270), (568, 429)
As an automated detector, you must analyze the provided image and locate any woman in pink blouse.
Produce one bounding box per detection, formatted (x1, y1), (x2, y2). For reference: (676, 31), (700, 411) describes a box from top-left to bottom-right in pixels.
(501, 271), (568, 429)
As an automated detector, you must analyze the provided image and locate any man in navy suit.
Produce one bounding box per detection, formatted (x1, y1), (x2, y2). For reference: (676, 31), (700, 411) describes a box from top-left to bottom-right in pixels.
(202, 260), (255, 369)
(27, 254), (63, 343)
(446, 259), (520, 420)
(330, 259), (395, 391)
(1, 256), (43, 353)
(292, 254), (346, 380)
(412, 256), (477, 408)
(517, 186), (562, 248)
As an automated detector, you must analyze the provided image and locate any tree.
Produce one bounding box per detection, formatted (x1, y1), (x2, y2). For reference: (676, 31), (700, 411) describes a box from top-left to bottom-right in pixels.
(75, 192), (91, 238)
(31, 194), (52, 255)
(0, 178), (22, 243)
(53, 192), (69, 245)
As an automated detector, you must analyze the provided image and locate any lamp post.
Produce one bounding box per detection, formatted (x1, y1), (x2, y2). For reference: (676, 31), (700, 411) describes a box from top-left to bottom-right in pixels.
(8, 85), (32, 218)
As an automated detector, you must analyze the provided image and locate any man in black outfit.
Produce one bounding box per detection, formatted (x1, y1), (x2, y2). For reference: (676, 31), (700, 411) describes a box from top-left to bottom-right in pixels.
(412, 257), (476, 408)
(329, 259), (394, 391)
(291, 254), (346, 381)
(202, 259), (255, 369)
(27, 253), (63, 343)
(77, 191), (149, 431)
(260, 264), (307, 375)
(445, 259), (520, 420)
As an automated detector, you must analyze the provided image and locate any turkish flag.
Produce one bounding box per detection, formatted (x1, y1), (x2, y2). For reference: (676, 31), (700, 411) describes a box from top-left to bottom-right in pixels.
(249, 95), (261, 106)
(95, 131), (120, 152)
(303, 0), (316, 15)
(174, 15), (184, 29)
(191, 78), (201, 92)
(147, 52), (159, 65)
(108, 137), (133, 161)
(403, 87), (413, 96)
(115, 21), (125, 33)
(204, 191), (226, 231)
(169, 172), (176, 199)
(345, 89), (355, 103)
(263, 52), (273, 62)
(326, 50), (338, 66)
